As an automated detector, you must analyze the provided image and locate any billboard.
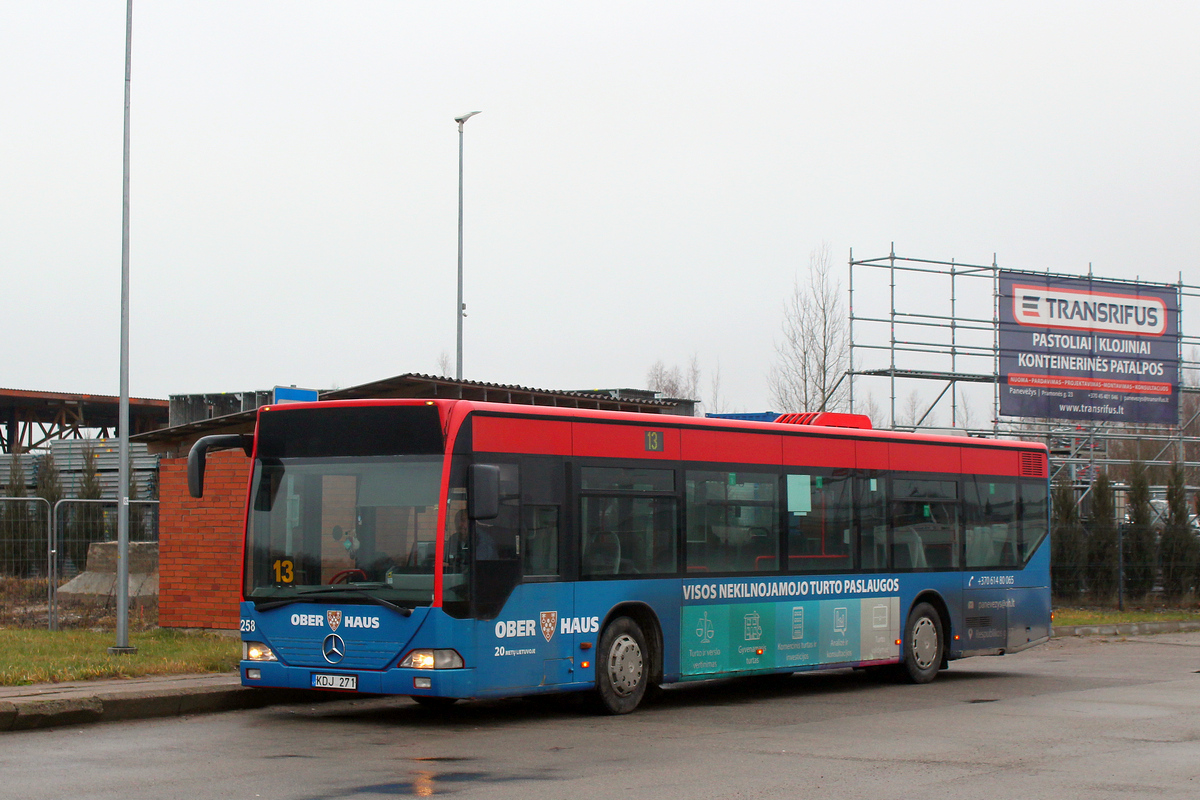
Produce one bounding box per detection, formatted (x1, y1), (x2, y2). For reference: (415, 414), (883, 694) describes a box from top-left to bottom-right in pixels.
(998, 271), (1180, 424)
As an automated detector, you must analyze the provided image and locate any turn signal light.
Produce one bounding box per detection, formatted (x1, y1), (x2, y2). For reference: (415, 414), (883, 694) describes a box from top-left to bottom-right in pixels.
(895, 639), (902, 646)
(581, 661), (590, 669)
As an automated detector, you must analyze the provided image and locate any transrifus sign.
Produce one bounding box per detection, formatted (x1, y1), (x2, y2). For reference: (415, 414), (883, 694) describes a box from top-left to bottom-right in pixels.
(999, 271), (1179, 424)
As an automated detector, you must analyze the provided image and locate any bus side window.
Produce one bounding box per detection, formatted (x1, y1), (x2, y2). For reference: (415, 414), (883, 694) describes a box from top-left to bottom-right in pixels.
(964, 478), (1017, 569)
(1020, 481), (1049, 565)
(580, 467), (677, 577)
(685, 471), (778, 573)
(857, 475), (888, 570)
(891, 479), (958, 571)
(519, 457), (565, 579)
(477, 463), (520, 561)
(784, 472), (852, 573)
(522, 505), (559, 576)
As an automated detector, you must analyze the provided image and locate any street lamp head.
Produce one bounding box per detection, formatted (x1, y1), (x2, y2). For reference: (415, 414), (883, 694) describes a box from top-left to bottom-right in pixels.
(455, 111), (482, 126)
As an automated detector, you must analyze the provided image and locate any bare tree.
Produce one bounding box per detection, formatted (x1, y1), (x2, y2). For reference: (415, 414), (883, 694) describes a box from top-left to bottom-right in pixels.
(897, 390), (923, 428)
(436, 351), (452, 378)
(857, 392), (883, 428)
(768, 244), (849, 413)
(957, 390), (976, 430)
(647, 355), (701, 399)
(708, 361), (727, 414)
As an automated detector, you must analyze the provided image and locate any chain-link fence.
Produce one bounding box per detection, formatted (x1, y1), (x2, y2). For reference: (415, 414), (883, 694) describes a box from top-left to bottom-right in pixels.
(52, 498), (159, 579)
(1051, 520), (1200, 605)
(1, 497), (158, 629)
(0, 496), (51, 578)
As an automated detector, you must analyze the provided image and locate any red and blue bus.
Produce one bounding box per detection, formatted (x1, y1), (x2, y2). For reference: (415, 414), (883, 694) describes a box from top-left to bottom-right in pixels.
(189, 399), (1050, 714)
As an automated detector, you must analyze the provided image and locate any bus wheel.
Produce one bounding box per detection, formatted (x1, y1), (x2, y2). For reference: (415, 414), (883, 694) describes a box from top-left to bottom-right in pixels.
(900, 602), (944, 684)
(596, 617), (648, 714)
(411, 696), (458, 709)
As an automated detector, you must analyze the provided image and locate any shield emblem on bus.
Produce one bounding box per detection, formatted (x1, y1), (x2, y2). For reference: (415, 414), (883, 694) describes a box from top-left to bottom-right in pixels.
(540, 611), (557, 642)
(327, 610), (342, 632)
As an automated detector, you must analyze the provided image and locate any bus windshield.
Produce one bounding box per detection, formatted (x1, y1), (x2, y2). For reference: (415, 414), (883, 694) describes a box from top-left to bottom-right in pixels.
(244, 455), (443, 607)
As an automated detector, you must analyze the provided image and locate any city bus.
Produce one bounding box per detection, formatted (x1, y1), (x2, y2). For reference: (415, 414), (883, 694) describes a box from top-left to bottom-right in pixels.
(188, 399), (1051, 714)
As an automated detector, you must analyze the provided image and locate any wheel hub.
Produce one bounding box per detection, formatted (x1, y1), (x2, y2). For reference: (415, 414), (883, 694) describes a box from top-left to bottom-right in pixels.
(607, 634), (644, 697)
(911, 616), (938, 670)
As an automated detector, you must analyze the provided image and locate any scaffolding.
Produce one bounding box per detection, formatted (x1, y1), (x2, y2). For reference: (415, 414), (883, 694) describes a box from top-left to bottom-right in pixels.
(847, 247), (1200, 492)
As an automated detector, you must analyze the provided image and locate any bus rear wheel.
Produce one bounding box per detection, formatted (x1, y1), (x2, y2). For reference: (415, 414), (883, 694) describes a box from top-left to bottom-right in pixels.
(595, 617), (648, 714)
(900, 602), (944, 684)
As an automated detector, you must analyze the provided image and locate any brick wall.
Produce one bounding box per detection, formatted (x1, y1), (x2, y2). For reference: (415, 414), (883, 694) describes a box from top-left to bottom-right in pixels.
(158, 449), (251, 629)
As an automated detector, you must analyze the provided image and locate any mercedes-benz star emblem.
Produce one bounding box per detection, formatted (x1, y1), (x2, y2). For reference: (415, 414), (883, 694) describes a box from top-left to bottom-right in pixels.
(322, 633), (346, 664)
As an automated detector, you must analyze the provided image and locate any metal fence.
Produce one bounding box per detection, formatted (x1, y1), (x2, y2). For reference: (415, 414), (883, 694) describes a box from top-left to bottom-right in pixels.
(1051, 520), (1200, 608)
(0, 497), (158, 629)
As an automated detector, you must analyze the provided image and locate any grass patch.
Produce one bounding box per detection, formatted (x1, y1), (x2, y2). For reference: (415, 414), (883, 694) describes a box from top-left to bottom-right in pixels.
(0, 628), (239, 686)
(1053, 606), (1200, 627)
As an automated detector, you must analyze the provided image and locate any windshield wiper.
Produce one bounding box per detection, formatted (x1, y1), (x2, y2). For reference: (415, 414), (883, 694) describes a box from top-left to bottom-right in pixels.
(253, 586), (413, 616)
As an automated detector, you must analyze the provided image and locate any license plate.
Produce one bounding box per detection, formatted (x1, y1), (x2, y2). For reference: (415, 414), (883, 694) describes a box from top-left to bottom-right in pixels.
(312, 673), (357, 690)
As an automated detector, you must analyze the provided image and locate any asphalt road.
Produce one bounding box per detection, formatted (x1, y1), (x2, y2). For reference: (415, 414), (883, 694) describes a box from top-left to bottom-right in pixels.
(3, 634), (1199, 800)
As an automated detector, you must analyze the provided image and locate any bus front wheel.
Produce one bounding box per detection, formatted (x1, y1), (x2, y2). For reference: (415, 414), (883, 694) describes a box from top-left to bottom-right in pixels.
(595, 617), (648, 714)
(900, 602), (944, 684)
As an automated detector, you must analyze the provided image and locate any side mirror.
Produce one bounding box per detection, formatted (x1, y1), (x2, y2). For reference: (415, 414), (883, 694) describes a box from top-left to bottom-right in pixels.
(468, 464), (500, 520)
(187, 434), (252, 498)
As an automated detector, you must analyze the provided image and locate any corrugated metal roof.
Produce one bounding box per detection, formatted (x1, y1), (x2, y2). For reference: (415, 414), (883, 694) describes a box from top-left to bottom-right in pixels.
(0, 387), (167, 407)
(132, 373), (685, 452)
(320, 373), (678, 406)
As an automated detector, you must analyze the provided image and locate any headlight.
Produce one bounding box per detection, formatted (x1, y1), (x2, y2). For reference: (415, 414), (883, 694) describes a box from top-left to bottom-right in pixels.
(243, 641), (278, 662)
(399, 649), (464, 669)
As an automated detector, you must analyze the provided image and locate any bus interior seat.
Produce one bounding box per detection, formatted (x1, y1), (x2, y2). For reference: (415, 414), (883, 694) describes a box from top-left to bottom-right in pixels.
(924, 542), (953, 569)
(893, 527), (928, 569)
(584, 530), (621, 575)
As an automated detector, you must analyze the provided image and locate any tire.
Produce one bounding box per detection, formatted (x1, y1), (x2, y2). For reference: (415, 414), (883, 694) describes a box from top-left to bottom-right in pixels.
(900, 601), (944, 684)
(595, 617), (649, 714)
(411, 695), (459, 709)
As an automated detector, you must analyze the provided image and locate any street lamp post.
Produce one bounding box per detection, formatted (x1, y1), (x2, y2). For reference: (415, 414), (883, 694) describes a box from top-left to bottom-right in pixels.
(455, 111), (480, 381)
(110, 0), (136, 656)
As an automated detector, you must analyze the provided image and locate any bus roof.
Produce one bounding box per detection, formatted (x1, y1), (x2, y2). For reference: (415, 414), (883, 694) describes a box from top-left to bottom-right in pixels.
(256, 398), (1047, 453)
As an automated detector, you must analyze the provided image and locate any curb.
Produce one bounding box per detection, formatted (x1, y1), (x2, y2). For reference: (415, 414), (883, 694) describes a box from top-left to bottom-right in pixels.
(0, 677), (332, 733)
(1052, 620), (1200, 638)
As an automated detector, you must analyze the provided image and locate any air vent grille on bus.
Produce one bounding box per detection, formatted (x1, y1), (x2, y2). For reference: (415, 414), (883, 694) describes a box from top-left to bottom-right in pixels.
(775, 412), (873, 429)
(1019, 451), (1047, 478)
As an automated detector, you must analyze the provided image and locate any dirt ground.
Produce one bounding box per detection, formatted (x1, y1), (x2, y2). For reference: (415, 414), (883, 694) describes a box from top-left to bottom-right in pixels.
(0, 577), (157, 631)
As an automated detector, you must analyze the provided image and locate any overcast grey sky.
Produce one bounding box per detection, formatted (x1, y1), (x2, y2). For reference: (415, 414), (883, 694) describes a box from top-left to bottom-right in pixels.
(4, 2), (1199, 416)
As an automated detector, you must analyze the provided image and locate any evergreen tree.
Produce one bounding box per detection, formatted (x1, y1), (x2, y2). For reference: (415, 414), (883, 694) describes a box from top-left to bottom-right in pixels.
(127, 472), (143, 541)
(35, 451), (64, 578)
(3, 456), (33, 576)
(1051, 475), (1086, 599)
(72, 444), (106, 571)
(1124, 461), (1156, 598)
(1160, 463), (1196, 600)
(1087, 471), (1119, 599)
